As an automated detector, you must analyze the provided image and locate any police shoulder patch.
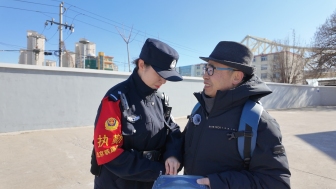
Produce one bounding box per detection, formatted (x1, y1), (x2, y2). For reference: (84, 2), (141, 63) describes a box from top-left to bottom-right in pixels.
(106, 81), (129, 102)
(105, 117), (119, 131)
(108, 93), (119, 102)
(94, 97), (124, 165)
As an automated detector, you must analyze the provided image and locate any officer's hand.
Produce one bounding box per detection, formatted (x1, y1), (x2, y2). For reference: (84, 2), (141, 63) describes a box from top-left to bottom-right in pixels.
(197, 177), (210, 187)
(165, 156), (180, 175)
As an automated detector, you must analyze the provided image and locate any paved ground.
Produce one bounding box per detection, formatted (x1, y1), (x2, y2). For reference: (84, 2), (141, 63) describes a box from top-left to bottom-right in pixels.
(1, 106), (336, 189)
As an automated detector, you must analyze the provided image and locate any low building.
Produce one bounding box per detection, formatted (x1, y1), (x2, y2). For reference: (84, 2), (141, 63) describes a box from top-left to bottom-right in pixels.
(97, 52), (118, 71)
(176, 63), (205, 77)
(45, 60), (56, 67)
(252, 51), (306, 84)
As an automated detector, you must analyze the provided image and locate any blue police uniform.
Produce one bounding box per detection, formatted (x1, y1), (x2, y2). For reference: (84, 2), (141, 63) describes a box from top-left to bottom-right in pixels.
(90, 38), (183, 189)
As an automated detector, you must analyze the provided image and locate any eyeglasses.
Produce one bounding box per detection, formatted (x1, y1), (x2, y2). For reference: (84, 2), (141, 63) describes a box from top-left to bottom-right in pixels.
(203, 65), (237, 76)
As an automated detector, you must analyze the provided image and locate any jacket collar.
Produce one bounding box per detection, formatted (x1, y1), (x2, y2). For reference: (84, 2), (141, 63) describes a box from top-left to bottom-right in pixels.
(194, 75), (272, 116)
(129, 68), (156, 99)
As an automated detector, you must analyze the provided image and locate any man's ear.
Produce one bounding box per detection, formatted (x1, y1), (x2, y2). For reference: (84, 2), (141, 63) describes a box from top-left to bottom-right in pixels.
(232, 71), (244, 85)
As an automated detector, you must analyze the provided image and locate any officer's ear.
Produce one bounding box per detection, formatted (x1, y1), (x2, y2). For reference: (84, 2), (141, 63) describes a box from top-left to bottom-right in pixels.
(138, 59), (145, 71)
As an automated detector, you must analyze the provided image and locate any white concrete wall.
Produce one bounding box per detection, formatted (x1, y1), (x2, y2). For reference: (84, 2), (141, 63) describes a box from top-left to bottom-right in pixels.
(1, 63), (335, 133)
(261, 83), (321, 109)
(319, 86), (336, 106)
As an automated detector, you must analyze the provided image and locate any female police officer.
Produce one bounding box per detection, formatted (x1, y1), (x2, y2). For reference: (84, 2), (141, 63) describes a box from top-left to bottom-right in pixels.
(91, 38), (183, 189)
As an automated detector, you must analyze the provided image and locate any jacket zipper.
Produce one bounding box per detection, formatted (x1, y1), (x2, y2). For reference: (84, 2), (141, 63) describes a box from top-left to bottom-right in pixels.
(190, 106), (208, 173)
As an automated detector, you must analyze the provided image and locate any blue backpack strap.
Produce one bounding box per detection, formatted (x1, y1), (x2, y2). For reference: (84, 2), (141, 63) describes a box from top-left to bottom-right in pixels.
(238, 100), (263, 168)
(191, 102), (201, 115)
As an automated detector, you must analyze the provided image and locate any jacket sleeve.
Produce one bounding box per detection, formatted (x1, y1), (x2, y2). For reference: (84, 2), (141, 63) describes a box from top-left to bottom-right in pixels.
(94, 97), (165, 182)
(207, 111), (291, 189)
(162, 116), (183, 164)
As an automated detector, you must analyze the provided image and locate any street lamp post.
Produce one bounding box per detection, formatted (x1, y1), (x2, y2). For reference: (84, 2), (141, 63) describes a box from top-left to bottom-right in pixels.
(79, 38), (89, 69)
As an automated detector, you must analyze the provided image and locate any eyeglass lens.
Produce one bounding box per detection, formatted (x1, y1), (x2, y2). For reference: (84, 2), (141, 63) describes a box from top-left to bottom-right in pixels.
(203, 66), (214, 76)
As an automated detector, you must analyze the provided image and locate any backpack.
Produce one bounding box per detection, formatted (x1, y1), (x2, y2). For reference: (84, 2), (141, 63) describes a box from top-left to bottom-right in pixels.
(190, 99), (263, 169)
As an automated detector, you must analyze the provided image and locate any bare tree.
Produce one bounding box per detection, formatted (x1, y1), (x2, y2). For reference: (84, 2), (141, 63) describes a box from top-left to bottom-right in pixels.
(308, 9), (336, 76)
(62, 42), (75, 68)
(115, 25), (138, 72)
(270, 30), (307, 84)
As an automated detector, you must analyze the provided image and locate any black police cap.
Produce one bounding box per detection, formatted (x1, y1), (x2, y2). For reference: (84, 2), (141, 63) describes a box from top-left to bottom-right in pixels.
(139, 38), (183, 81)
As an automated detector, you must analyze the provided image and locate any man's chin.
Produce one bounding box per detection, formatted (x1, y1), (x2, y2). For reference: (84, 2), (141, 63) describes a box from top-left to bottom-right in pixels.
(203, 89), (211, 97)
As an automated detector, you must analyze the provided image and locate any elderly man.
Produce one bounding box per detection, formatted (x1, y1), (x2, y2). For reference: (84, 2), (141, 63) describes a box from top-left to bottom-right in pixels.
(182, 41), (291, 189)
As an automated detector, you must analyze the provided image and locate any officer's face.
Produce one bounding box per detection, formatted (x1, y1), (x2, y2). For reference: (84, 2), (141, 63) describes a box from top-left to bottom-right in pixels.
(138, 60), (166, 89)
(202, 60), (241, 97)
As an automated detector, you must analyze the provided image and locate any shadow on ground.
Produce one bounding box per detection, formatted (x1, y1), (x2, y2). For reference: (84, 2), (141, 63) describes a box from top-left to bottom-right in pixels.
(296, 130), (336, 160)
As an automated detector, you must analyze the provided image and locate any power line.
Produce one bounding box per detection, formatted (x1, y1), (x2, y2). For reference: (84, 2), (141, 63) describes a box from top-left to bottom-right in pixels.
(3, 1), (202, 63)
(63, 31), (73, 42)
(0, 42), (25, 49)
(61, 2), (202, 54)
(1, 49), (99, 60)
(2, 3), (201, 54)
(65, 17), (119, 35)
(0, 49), (58, 52)
(62, 13), (201, 55)
(11, 0), (58, 7)
(0, 6), (57, 15)
(65, 3), (131, 31)
(46, 30), (59, 44)
(61, 15), (198, 59)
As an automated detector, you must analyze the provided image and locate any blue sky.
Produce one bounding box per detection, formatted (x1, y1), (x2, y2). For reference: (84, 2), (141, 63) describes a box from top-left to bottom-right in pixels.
(0, 0), (336, 71)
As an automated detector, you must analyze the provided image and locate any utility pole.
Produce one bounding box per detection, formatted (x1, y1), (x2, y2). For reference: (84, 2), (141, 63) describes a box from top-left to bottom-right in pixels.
(59, 2), (63, 67)
(45, 2), (74, 67)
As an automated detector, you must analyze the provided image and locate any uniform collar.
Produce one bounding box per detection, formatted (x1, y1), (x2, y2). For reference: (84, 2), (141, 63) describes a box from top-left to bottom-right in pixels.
(130, 68), (156, 99)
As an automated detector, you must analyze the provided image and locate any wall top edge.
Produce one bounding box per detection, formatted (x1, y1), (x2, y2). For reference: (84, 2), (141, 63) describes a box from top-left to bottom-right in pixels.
(0, 63), (205, 82)
(265, 81), (336, 88)
(180, 76), (203, 81)
(0, 63), (131, 76)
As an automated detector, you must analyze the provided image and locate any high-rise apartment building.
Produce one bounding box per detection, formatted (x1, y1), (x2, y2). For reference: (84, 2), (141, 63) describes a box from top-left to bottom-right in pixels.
(62, 51), (76, 68)
(19, 30), (46, 65)
(75, 38), (96, 68)
(18, 49), (27, 65)
(85, 55), (97, 69)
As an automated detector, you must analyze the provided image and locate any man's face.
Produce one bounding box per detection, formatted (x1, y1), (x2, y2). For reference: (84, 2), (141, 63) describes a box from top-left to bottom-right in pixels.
(202, 60), (236, 98)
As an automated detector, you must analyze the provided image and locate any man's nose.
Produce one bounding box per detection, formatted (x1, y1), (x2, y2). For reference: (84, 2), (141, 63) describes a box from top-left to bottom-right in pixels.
(160, 77), (166, 84)
(203, 72), (209, 79)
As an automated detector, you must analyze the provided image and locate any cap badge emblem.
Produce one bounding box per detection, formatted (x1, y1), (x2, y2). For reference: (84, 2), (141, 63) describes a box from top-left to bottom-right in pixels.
(170, 60), (177, 69)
